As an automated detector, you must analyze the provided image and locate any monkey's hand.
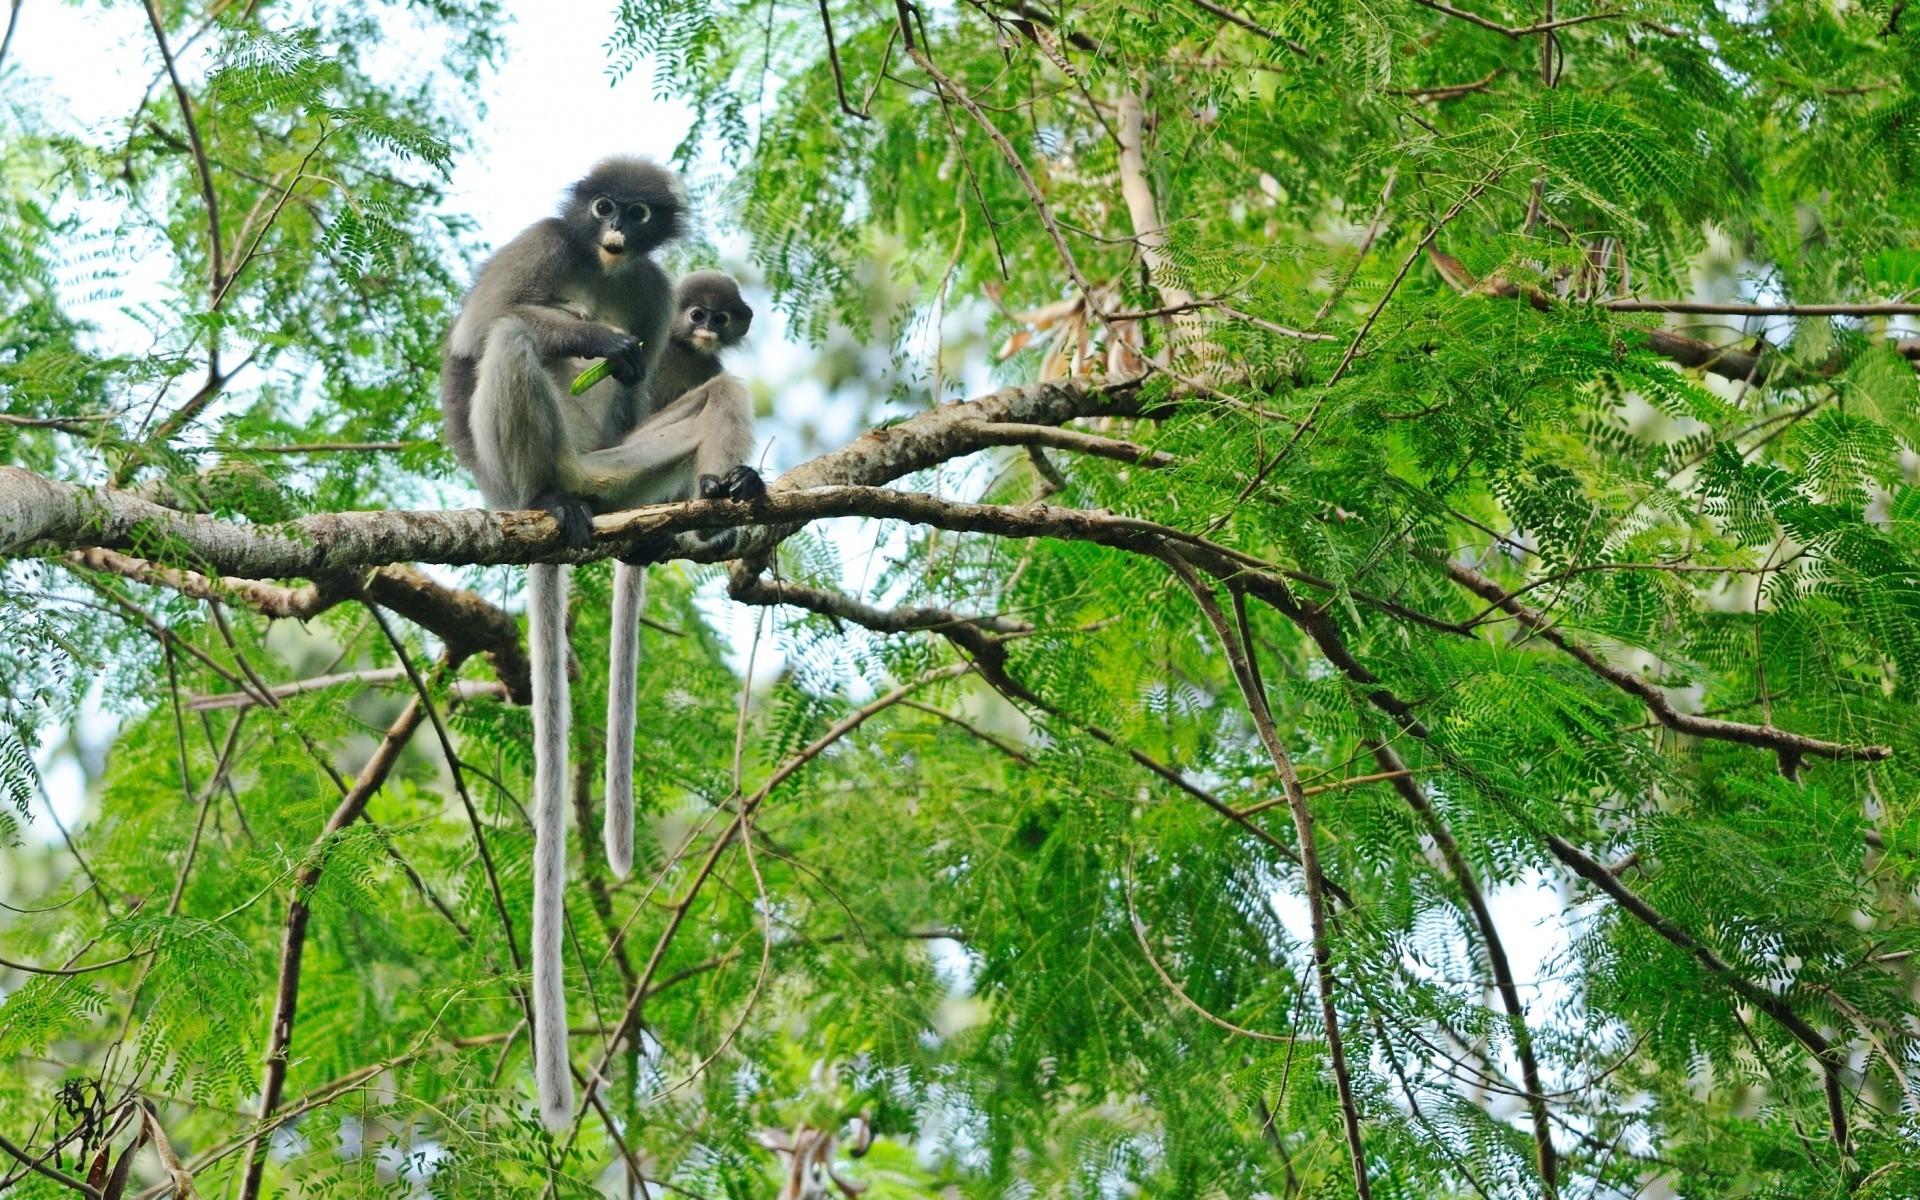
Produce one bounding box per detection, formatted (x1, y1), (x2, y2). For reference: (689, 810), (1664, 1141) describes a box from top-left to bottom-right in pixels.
(698, 465), (768, 504)
(534, 492), (596, 551)
(603, 333), (648, 387)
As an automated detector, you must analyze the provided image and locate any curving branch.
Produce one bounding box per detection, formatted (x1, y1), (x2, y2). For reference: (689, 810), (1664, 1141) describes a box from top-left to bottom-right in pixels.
(1445, 559), (1893, 771)
(66, 547), (531, 702)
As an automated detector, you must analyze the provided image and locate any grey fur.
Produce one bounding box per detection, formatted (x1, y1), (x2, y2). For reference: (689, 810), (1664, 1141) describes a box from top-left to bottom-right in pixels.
(443, 156), (686, 516)
(527, 562), (574, 1130)
(602, 271), (760, 875)
(439, 162), (764, 1130)
(603, 561), (644, 880)
(647, 269), (753, 411)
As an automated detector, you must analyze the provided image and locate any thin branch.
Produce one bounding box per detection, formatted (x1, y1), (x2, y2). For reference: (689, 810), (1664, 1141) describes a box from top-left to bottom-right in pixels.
(1541, 832), (1851, 1163)
(1326, 173), (1498, 388)
(1114, 92), (1197, 327)
(238, 695), (428, 1200)
(728, 563), (1354, 906)
(366, 611), (525, 970)
(1235, 767), (1422, 813)
(816, 0), (869, 119)
(0, 0), (23, 74)
(1368, 742), (1558, 1194)
(1185, 0), (1311, 55)
(1445, 559), (1891, 768)
(212, 132), (329, 310)
(0, 1129), (101, 1199)
(140, 0), (223, 291)
(908, 46), (1096, 297)
(1160, 553), (1372, 1200)
(1600, 299), (1920, 316)
(0, 412), (117, 430)
(953, 419), (1178, 467)
(1406, 0), (1623, 38)
(1239, 563), (1856, 1168)
(1387, 69), (1502, 100)
(65, 548), (531, 702)
(1124, 854), (1295, 1041)
(574, 665), (972, 1127)
(218, 441), (414, 454)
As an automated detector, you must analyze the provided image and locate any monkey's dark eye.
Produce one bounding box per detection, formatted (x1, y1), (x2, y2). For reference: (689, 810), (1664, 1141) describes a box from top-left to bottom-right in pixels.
(711, 311), (730, 329)
(688, 307), (707, 324)
(591, 197), (615, 219)
(627, 203), (652, 223)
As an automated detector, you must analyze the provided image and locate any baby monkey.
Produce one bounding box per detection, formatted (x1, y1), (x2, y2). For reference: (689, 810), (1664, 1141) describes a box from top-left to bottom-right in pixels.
(602, 270), (763, 888)
(656, 270), (758, 483)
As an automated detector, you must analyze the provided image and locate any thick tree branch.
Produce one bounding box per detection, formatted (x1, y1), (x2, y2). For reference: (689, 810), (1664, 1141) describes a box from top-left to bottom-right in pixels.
(66, 548), (531, 702)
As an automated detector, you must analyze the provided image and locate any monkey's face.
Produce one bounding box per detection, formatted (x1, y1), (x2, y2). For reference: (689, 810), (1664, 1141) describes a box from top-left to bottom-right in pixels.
(671, 273), (753, 356)
(584, 194), (674, 273)
(673, 299), (751, 356)
(565, 157), (685, 274)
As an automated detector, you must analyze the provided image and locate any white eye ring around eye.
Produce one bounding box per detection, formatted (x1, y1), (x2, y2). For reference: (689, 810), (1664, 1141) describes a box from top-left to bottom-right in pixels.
(711, 312), (730, 328)
(592, 197), (614, 218)
(628, 203), (651, 223)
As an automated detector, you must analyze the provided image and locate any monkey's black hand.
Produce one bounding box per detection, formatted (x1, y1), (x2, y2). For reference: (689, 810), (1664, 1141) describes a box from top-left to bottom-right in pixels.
(699, 465), (768, 503)
(603, 334), (647, 386)
(535, 493), (596, 551)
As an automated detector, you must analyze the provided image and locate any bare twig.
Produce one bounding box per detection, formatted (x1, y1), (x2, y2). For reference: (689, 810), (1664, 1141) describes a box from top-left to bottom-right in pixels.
(816, 0), (869, 119)
(0, 1129), (101, 1199)
(1600, 299), (1920, 316)
(1542, 832), (1851, 1163)
(1124, 854), (1294, 1042)
(0, 0), (24, 74)
(1387, 70), (1502, 100)
(1368, 742), (1558, 1194)
(953, 419), (1177, 467)
(1406, 0), (1623, 38)
(218, 441), (413, 454)
(908, 47), (1095, 297)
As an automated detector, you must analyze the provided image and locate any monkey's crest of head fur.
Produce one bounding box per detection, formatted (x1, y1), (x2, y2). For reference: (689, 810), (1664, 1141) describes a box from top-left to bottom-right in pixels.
(563, 156), (687, 269)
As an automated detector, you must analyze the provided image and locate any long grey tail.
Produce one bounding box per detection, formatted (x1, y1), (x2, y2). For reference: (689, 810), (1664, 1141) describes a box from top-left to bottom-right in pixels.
(603, 561), (646, 880)
(526, 562), (574, 1130)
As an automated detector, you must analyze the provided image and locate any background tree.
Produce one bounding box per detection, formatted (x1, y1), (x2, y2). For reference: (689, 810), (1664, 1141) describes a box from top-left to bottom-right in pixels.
(3, 0), (1919, 1196)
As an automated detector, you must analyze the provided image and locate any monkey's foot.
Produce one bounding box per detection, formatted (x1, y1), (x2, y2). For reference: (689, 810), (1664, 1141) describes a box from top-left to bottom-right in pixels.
(536, 494), (596, 550)
(699, 465), (768, 503)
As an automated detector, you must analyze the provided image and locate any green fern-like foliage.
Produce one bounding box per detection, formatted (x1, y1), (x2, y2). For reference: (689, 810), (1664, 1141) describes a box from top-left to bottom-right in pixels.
(5, 0), (1920, 1197)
